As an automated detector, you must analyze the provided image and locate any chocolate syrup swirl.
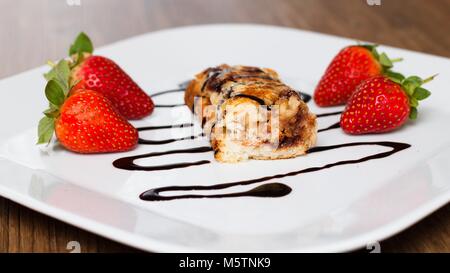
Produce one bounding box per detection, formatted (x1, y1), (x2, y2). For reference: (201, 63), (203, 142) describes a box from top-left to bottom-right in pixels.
(315, 111), (342, 132)
(138, 141), (410, 201)
(298, 92), (312, 103)
(233, 94), (267, 105)
(154, 104), (186, 108)
(113, 87), (411, 202)
(138, 134), (202, 145)
(317, 111), (343, 118)
(150, 88), (186, 98)
(151, 88), (186, 108)
(318, 122), (341, 133)
(140, 182), (292, 201)
(113, 146), (212, 171)
(137, 123), (201, 145)
(136, 110), (341, 146)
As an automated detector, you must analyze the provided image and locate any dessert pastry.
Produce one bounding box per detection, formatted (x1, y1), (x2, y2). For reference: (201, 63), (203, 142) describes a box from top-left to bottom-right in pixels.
(185, 64), (317, 162)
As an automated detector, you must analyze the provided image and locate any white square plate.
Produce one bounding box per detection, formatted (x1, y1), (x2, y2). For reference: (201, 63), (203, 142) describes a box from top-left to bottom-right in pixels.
(0, 24), (449, 252)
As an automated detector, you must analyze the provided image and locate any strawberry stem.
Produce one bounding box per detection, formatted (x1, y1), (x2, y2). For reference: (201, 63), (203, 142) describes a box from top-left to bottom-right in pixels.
(390, 58), (403, 63)
(47, 60), (56, 68)
(423, 74), (438, 84)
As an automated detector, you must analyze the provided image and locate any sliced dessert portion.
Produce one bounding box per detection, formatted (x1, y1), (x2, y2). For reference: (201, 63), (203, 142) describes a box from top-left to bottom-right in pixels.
(185, 64), (317, 163)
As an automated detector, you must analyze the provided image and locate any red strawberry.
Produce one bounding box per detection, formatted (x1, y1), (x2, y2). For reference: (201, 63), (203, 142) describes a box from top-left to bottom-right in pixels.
(45, 32), (154, 120)
(314, 45), (401, 107)
(340, 74), (435, 134)
(37, 79), (138, 153)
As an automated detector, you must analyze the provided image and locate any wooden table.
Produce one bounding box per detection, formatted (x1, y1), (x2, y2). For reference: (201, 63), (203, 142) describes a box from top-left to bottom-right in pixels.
(0, 0), (449, 253)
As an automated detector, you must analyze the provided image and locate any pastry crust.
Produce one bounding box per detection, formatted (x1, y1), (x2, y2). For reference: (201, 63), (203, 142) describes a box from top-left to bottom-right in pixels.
(185, 64), (317, 162)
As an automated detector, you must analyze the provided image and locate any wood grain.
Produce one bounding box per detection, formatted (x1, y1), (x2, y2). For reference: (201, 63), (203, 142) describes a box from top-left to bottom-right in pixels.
(0, 0), (449, 253)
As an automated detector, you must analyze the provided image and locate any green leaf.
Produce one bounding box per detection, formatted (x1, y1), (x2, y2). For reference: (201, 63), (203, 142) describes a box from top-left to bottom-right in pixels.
(379, 52), (393, 68)
(385, 70), (405, 84)
(403, 76), (423, 96)
(410, 97), (419, 108)
(44, 60), (71, 93)
(43, 107), (60, 118)
(70, 49), (90, 68)
(409, 107), (418, 120)
(37, 116), (55, 145)
(44, 61), (59, 82)
(359, 43), (376, 51)
(413, 87), (431, 101)
(45, 80), (66, 107)
(69, 32), (94, 56)
(358, 43), (381, 60)
(371, 47), (379, 59)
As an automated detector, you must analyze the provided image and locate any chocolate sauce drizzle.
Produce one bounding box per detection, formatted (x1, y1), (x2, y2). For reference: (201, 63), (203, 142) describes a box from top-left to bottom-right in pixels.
(114, 87), (411, 202)
(137, 123), (194, 132)
(317, 111), (343, 118)
(151, 88), (186, 108)
(150, 88), (186, 98)
(154, 104), (186, 108)
(139, 141), (410, 201)
(232, 91), (311, 104)
(138, 134), (202, 145)
(318, 122), (341, 133)
(233, 94), (266, 105)
(299, 92), (312, 103)
(136, 110), (342, 146)
(113, 146), (212, 171)
(137, 123), (202, 145)
(150, 84), (312, 108)
(140, 182), (292, 201)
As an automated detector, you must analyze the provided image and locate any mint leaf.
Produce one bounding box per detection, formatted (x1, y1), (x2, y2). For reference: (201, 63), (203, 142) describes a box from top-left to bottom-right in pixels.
(37, 116), (55, 145)
(69, 32), (94, 56)
(45, 80), (66, 107)
(413, 87), (431, 101)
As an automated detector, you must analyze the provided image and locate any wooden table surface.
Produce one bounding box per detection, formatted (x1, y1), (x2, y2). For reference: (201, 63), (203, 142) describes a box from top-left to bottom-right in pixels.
(0, 0), (449, 253)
